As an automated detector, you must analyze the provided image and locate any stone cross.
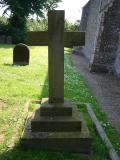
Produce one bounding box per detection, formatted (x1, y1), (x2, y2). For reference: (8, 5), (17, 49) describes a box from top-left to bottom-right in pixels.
(23, 11), (91, 153)
(27, 10), (85, 104)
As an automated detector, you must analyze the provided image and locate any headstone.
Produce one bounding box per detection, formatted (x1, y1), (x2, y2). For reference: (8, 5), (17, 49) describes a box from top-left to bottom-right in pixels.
(13, 43), (29, 65)
(0, 35), (6, 43)
(22, 10), (91, 153)
(6, 36), (12, 44)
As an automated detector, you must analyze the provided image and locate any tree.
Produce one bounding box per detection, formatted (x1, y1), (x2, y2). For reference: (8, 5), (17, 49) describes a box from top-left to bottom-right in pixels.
(74, 20), (80, 31)
(65, 20), (80, 32)
(0, 0), (61, 43)
(27, 18), (48, 31)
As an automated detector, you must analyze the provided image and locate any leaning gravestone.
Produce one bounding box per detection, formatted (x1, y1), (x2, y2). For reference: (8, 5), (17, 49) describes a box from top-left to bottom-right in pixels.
(13, 43), (29, 65)
(0, 35), (6, 43)
(22, 10), (91, 153)
(6, 36), (12, 44)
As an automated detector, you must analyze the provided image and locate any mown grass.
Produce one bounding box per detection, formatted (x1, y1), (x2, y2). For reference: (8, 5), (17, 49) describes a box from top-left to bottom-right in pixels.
(0, 44), (120, 160)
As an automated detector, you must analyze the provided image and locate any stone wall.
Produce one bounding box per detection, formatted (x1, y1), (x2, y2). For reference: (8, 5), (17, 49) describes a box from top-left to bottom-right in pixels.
(91, 0), (120, 72)
(114, 35), (120, 78)
(79, 0), (120, 76)
(100, 0), (113, 11)
(79, 1), (91, 32)
(80, 0), (101, 60)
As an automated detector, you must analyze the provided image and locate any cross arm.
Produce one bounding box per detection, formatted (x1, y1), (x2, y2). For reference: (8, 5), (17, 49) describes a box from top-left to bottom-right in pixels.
(27, 31), (48, 46)
(27, 31), (85, 47)
(64, 32), (85, 47)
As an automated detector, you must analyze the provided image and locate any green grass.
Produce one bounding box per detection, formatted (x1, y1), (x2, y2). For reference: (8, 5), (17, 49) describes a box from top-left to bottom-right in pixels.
(0, 44), (120, 160)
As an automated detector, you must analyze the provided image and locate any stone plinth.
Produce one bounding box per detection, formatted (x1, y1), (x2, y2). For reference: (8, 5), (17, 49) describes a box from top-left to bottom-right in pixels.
(21, 98), (91, 153)
(40, 98), (72, 116)
(22, 111), (91, 153)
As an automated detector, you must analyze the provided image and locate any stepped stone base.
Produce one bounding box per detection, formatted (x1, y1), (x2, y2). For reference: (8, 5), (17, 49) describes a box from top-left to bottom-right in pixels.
(21, 98), (91, 153)
(31, 107), (82, 132)
(40, 98), (73, 116)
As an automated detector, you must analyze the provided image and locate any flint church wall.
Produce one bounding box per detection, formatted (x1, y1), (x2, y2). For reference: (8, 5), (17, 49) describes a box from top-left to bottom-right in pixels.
(79, 0), (120, 77)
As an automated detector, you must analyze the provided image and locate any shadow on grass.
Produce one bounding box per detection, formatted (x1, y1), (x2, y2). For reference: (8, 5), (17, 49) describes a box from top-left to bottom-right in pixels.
(38, 48), (72, 101)
(39, 74), (49, 100)
(3, 63), (30, 67)
(3, 63), (13, 67)
(0, 142), (90, 160)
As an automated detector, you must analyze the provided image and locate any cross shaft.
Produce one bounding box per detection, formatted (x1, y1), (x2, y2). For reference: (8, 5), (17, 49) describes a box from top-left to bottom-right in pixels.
(27, 10), (85, 104)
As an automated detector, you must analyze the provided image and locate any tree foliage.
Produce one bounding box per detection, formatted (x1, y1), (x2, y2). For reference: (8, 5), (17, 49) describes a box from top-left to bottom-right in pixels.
(27, 19), (80, 32)
(0, 0), (61, 17)
(27, 18), (48, 31)
(0, 16), (9, 35)
(0, 0), (61, 43)
(65, 20), (80, 32)
(0, 16), (80, 34)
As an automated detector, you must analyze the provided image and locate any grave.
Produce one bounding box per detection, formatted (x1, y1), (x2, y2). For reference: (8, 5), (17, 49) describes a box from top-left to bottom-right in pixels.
(0, 35), (5, 43)
(21, 10), (91, 153)
(13, 43), (29, 65)
(6, 36), (12, 44)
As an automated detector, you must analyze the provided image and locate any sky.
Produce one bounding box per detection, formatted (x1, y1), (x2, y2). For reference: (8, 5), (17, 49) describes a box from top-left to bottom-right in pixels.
(57, 0), (89, 22)
(0, 0), (89, 23)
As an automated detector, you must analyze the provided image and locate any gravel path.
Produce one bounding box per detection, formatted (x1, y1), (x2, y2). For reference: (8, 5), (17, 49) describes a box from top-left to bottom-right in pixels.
(72, 53), (120, 134)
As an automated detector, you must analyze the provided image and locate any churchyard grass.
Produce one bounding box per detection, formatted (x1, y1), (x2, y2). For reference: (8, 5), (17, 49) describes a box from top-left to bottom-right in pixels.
(0, 44), (120, 160)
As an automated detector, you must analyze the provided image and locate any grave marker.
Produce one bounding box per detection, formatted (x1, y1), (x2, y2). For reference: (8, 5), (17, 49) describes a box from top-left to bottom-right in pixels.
(0, 35), (5, 43)
(6, 36), (12, 44)
(27, 12), (85, 104)
(22, 10), (91, 153)
(13, 43), (29, 65)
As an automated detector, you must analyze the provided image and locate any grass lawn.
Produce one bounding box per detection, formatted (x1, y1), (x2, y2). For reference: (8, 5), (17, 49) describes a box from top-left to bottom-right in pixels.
(0, 44), (120, 160)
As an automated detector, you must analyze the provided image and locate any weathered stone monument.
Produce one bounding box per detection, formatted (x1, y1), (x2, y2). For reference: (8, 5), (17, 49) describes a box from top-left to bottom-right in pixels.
(22, 10), (91, 153)
(13, 43), (29, 65)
